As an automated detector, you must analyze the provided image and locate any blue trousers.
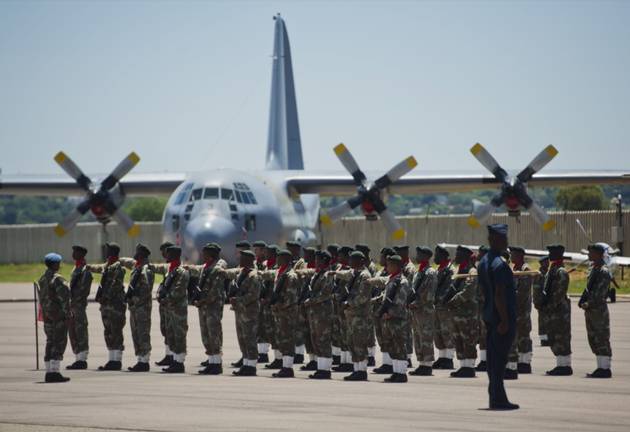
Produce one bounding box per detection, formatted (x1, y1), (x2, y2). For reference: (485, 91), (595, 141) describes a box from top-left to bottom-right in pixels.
(486, 321), (516, 406)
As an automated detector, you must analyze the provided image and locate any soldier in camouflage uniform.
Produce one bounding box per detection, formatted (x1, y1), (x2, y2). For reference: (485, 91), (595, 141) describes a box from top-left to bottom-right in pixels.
(332, 246), (354, 372)
(66, 245), (92, 370)
(395, 245), (416, 368)
(326, 243), (342, 364)
(446, 246), (478, 378)
(373, 247), (395, 374)
(153, 242), (174, 366)
(286, 241), (307, 364)
(89, 242), (126, 371)
(297, 246), (317, 370)
(506, 246), (534, 378)
(262, 245), (283, 369)
(187, 243), (228, 374)
(475, 245), (489, 371)
(224, 250), (260, 376)
(433, 245), (455, 369)
(580, 244), (613, 378)
(355, 244), (377, 366)
(252, 240), (271, 363)
(532, 256), (550, 347)
(126, 244), (155, 372)
(408, 246), (437, 376)
(229, 240), (252, 369)
(38, 253), (71, 383)
(158, 246), (189, 373)
(542, 244), (572, 376)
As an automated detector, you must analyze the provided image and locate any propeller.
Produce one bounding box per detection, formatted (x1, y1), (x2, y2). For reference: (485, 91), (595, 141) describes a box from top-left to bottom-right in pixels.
(320, 143), (417, 240)
(468, 143), (557, 231)
(53, 151), (141, 237)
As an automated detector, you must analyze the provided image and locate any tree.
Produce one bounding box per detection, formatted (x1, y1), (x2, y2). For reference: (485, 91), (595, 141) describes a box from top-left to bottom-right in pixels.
(556, 186), (607, 211)
(123, 197), (168, 222)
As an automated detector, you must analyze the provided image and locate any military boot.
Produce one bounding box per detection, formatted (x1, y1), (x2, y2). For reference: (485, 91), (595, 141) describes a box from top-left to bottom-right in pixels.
(332, 363), (353, 373)
(155, 355), (173, 366)
(293, 354), (304, 364)
(332, 355), (341, 365)
(475, 361), (487, 372)
(432, 358), (453, 369)
(343, 371), (368, 381)
(199, 364), (223, 375)
(45, 372), (70, 383)
(384, 373), (408, 383)
(546, 366), (573, 376)
(163, 361), (185, 373)
(309, 370), (332, 380)
(232, 365), (256, 376)
(367, 356), (375, 367)
(407, 359), (413, 368)
(66, 360), (88, 370)
(517, 363), (532, 374)
(98, 361), (122, 371)
(127, 362), (150, 372)
(409, 365), (433, 376)
(504, 369), (518, 380)
(300, 360), (317, 371)
(490, 401), (520, 410)
(258, 353), (269, 363)
(450, 367), (476, 378)
(200, 360), (209, 367)
(372, 364), (393, 374)
(264, 359), (283, 369)
(272, 367), (295, 378)
(586, 368), (611, 378)
(231, 358), (243, 368)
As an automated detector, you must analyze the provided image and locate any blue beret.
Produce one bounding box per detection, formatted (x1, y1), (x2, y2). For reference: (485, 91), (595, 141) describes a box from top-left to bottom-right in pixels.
(488, 224), (508, 236)
(44, 253), (62, 264)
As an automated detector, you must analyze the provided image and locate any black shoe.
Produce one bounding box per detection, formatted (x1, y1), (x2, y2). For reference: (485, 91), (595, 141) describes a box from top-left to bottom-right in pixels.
(332, 363), (353, 373)
(332, 355), (341, 365)
(609, 288), (616, 303)
(231, 358), (243, 368)
(384, 373), (408, 383)
(504, 368), (518, 380)
(540, 340), (550, 347)
(407, 359), (413, 368)
(490, 402), (520, 410)
(45, 372), (70, 383)
(300, 360), (317, 371)
(517, 363), (532, 374)
(66, 360), (87, 370)
(309, 370), (332, 380)
(344, 371), (368, 381)
(232, 365), (256, 376)
(367, 356), (375, 367)
(432, 357), (454, 369)
(127, 362), (150, 372)
(372, 364), (393, 374)
(98, 361), (121, 371)
(451, 367), (476, 378)
(199, 364), (223, 375)
(586, 368), (611, 378)
(475, 361), (487, 372)
(200, 360), (209, 367)
(294, 354), (304, 364)
(162, 361), (185, 373)
(272, 367), (294, 378)
(546, 366), (573, 376)
(409, 365), (433, 376)
(258, 353), (269, 364)
(155, 355), (173, 366)
(264, 359), (283, 369)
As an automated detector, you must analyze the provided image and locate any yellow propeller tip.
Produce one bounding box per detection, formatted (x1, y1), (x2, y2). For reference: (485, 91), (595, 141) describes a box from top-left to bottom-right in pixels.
(406, 156), (418, 169)
(470, 143), (483, 155)
(54, 152), (67, 164)
(320, 214), (333, 226)
(545, 145), (558, 158)
(128, 152), (140, 165)
(53, 225), (66, 237)
(542, 220), (556, 231)
(467, 216), (481, 228)
(391, 229), (405, 241)
(333, 143), (347, 156)
(127, 225), (141, 237)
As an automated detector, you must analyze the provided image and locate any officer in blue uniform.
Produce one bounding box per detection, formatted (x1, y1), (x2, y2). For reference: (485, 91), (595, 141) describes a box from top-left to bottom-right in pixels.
(477, 224), (519, 410)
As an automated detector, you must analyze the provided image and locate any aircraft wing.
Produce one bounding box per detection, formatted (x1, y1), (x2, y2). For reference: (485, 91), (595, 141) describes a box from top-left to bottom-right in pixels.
(0, 172), (186, 197)
(286, 171), (630, 197)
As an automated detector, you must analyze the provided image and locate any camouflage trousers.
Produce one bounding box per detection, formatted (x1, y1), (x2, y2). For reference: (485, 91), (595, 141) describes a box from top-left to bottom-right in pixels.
(295, 305), (312, 352)
(508, 306), (533, 362)
(585, 306), (611, 357)
(346, 312), (371, 362)
(166, 304), (188, 355)
(235, 310), (258, 360)
(257, 305), (274, 345)
(478, 312), (487, 350)
(336, 305), (350, 351)
(68, 304), (89, 354)
(100, 303), (126, 351)
(373, 305), (385, 351)
(434, 306), (454, 350)
(159, 303), (169, 346)
(129, 303), (152, 357)
(199, 303), (223, 356)
(537, 308), (549, 337)
(44, 319), (68, 361)
(405, 310), (413, 356)
(307, 303), (333, 358)
(382, 317), (407, 361)
(273, 306), (297, 356)
(452, 310), (478, 360)
(546, 300), (571, 357)
(367, 314), (376, 348)
(331, 305), (342, 349)
(410, 306), (435, 363)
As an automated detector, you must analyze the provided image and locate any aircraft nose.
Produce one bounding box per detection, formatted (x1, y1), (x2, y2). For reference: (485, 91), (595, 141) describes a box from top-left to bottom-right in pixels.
(183, 215), (241, 263)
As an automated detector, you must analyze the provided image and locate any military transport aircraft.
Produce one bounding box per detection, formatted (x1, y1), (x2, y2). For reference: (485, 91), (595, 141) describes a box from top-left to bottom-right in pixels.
(1, 15), (629, 263)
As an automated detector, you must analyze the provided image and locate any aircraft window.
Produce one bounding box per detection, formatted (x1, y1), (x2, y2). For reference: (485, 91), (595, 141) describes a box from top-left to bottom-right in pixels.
(174, 183), (193, 205)
(245, 214), (256, 231)
(247, 192), (257, 205)
(242, 183), (250, 191)
(190, 188), (202, 201)
(221, 188), (233, 200)
(203, 187), (219, 199)
(241, 192), (251, 204)
(172, 215), (180, 231)
(234, 190), (243, 203)
(231, 213), (239, 221)
(229, 204), (237, 212)
(184, 214), (191, 221)
(185, 203), (194, 212)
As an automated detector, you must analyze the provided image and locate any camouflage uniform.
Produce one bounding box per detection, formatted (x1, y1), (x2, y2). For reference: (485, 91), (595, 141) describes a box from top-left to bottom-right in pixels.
(372, 268), (389, 364)
(365, 260), (378, 361)
(225, 268), (261, 364)
(90, 261), (126, 361)
(434, 263), (455, 361)
(161, 264), (189, 363)
(127, 262), (155, 360)
(507, 264), (533, 370)
(542, 263), (571, 367)
(302, 268), (334, 370)
(332, 264), (352, 365)
(268, 268), (299, 367)
(532, 269), (548, 345)
(408, 265), (437, 365)
(294, 261), (313, 361)
(255, 259), (272, 356)
(580, 263), (612, 368)
(446, 266), (479, 367)
(402, 261), (416, 361)
(68, 263), (92, 361)
(38, 269), (71, 365)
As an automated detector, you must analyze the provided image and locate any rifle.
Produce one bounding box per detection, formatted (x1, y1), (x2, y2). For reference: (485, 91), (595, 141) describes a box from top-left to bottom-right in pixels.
(186, 273), (201, 305)
(378, 276), (401, 318)
(126, 266), (144, 305)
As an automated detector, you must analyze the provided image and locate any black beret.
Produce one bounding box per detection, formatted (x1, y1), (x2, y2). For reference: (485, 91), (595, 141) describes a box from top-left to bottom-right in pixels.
(509, 246), (525, 254)
(456, 245), (473, 255)
(393, 245), (409, 252)
(435, 245), (450, 256)
(135, 243), (151, 256)
(317, 250), (332, 260)
(355, 244), (370, 253)
(106, 242), (120, 255)
(203, 242), (221, 252)
(166, 245), (181, 256)
(415, 246), (433, 257)
(350, 250), (365, 260)
(339, 246), (354, 255)
(326, 243), (340, 254)
(236, 240), (251, 248)
(72, 245), (88, 255)
(380, 247), (395, 256)
(386, 254), (402, 264)
(252, 240), (267, 248)
(588, 243), (606, 253)
(546, 244), (565, 255)
(160, 241), (174, 250)
(240, 249), (255, 259)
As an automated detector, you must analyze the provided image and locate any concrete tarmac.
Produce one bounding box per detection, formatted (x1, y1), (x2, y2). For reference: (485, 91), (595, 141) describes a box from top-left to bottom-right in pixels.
(0, 286), (628, 432)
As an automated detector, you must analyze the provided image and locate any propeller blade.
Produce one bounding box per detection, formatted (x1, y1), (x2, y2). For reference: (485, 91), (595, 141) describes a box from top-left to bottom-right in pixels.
(54, 199), (91, 237)
(528, 201), (555, 231)
(333, 143), (367, 186)
(373, 156), (418, 189)
(100, 152), (141, 191)
(54, 151), (92, 191)
(470, 143), (508, 182)
(111, 209), (141, 237)
(516, 145), (558, 183)
(468, 202), (497, 228)
(319, 195), (363, 226)
(379, 208), (405, 240)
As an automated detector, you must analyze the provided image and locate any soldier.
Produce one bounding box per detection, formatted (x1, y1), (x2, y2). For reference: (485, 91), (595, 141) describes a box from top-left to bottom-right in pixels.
(355, 243), (377, 366)
(89, 242), (126, 371)
(579, 244), (613, 378)
(326, 243), (342, 365)
(154, 242), (175, 367)
(230, 240), (253, 369)
(126, 244), (155, 372)
(506, 246), (534, 377)
(65, 245), (92, 370)
(263, 245), (283, 369)
(332, 246), (354, 372)
(286, 240), (307, 270)
(252, 240), (271, 363)
(356, 244), (377, 276)
(542, 244), (572, 376)
(408, 246), (437, 376)
(447, 246), (479, 378)
(224, 250), (261, 376)
(394, 245), (415, 367)
(476, 245), (489, 372)
(158, 245), (189, 373)
(373, 247), (396, 374)
(38, 253), (71, 383)
(189, 243), (227, 375)
(532, 256), (550, 347)
(433, 245), (455, 369)
(285, 241), (306, 364)
(297, 246), (317, 369)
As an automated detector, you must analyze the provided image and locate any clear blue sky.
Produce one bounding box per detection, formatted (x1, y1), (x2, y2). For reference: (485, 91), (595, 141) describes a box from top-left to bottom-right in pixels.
(1, 0), (628, 177)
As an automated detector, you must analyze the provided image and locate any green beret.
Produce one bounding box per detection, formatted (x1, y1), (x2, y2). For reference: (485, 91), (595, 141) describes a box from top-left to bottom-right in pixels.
(588, 243), (606, 253)
(456, 245), (473, 256)
(72, 245), (88, 255)
(435, 245), (449, 256)
(509, 246), (525, 254)
(303, 247), (316, 253)
(203, 242), (221, 252)
(380, 247), (395, 256)
(386, 254), (402, 264)
(350, 250), (365, 260)
(326, 243), (340, 254)
(277, 249), (292, 257)
(135, 243), (151, 256)
(317, 250), (332, 260)
(355, 244), (370, 254)
(415, 246), (433, 257)
(286, 241), (301, 248)
(252, 240), (267, 248)
(240, 249), (255, 259)
(106, 242), (120, 255)
(339, 246), (354, 255)
(166, 245), (181, 256)
(393, 245), (409, 252)
(236, 240), (251, 248)
(160, 241), (174, 251)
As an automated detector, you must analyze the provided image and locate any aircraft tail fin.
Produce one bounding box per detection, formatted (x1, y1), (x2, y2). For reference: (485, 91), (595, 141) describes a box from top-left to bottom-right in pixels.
(265, 14), (304, 171)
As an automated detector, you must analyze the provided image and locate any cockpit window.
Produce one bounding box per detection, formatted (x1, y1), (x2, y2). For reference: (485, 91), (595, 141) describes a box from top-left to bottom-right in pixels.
(221, 188), (233, 201)
(190, 188), (202, 201)
(174, 182), (193, 205)
(234, 190), (243, 203)
(247, 192), (257, 205)
(241, 192), (251, 204)
(203, 187), (219, 199)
